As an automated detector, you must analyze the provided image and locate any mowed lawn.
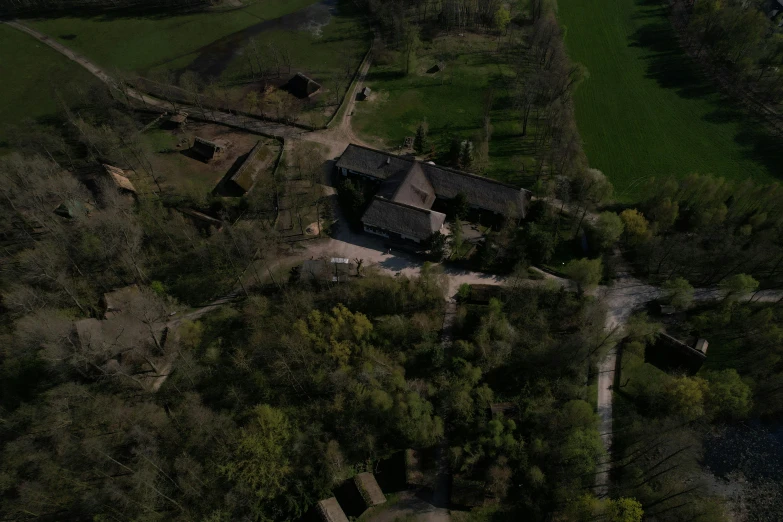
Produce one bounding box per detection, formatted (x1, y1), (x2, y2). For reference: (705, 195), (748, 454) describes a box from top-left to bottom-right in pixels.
(0, 24), (103, 150)
(559, 0), (782, 202)
(26, 0), (319, 73)
(352, 34), (531, 185)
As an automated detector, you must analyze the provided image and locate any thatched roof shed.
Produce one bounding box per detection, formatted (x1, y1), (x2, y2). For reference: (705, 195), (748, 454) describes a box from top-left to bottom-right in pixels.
(102, 164), (137, 194)
(229, 141), (271, 194)
(103, 284), (140, 319)
(192, 137), (226, 161)
(354, 472), (386, 507)
(315, 497), (349, 522)
(54, 200), (93, 219)
(288, 72), (321, 98)
(646, 332), (708, 375)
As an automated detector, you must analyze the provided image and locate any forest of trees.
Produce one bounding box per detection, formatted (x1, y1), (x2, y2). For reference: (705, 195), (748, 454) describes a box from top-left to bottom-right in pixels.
(677, 0), (783, 106)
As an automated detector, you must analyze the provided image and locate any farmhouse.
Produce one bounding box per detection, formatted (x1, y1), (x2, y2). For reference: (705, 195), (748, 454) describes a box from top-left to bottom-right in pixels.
(288, 72), (322, 98)
(192, 137), (226, 162)
(336, 144), (530, 243)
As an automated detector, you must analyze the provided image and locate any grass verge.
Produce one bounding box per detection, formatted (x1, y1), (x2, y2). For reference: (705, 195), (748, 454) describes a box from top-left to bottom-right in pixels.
(559, 0), (782, 202)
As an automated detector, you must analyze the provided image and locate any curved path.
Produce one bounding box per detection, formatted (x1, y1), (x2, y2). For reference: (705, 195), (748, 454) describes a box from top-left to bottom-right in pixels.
(3, 19), (371, 150)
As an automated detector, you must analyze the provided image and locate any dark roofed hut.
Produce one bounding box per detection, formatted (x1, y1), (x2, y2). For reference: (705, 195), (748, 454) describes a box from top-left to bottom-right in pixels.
(645, 333), (708, 375)
(288, 72), (322, 98)
(103, 284), (140, 319)
(358, 86), (371, 100)
(192, 137), (226, 162)
(334, 473), (386, 518)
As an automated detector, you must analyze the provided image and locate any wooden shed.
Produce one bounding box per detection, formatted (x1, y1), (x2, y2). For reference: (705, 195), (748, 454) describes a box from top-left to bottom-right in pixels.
(102, 164), (137, 194)
(288, 72), (322, 98)
(315, 497), (349, 522)
(192, 137), (226, 162)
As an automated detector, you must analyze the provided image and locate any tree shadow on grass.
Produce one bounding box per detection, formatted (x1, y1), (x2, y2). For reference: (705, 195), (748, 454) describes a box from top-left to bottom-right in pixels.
(628, 2), (783, 182)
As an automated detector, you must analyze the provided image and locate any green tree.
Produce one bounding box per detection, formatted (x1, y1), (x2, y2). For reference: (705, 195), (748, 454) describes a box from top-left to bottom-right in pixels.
(459, 140), (474, 169)
(221, 404), (292, 501)
(665, 376), (708, 420)
(662, 277), (694, 310)
(564, 258), (602, 293)
(594, 211), (624, 250)
(451, 192), (469, 220)
(605, 497), (644, 522)
(719, 273), (759, 301)
(705, 369), (752, 420)
(619, 209), (651, 245)
(494, 6), (511, 33)
(413, 122), (429, 153)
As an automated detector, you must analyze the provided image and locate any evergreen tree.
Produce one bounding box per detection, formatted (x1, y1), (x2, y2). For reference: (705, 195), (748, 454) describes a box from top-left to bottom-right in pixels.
(413, 122), (428, 154)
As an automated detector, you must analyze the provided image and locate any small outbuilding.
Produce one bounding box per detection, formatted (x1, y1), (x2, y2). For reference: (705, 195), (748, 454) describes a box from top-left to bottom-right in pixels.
(358, 86), (371, 100)
(646, 332), (708, 375)
(353, 472), (387, 508)
(288, 72), (322, 98)
(103, 284), (140, 319)
(228, 140), (271, 194)
(102, 164), (137, 194)
(315, 497), (349, 522)
(334, 472), (386, 518)
(169, 111), (188, 129)
(192, 137), (226, 162)
(427, 62), (445, 74)
(54, 200), (93, 219)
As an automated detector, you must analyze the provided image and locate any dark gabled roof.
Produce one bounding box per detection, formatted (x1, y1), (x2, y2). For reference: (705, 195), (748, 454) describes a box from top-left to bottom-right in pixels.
(337, 144), (529, 217)
(289, 72), (321, 98)
(362, 197), (445, 241)
(421, 163), (528, 216)
(390, 163), (436, 208)
(192, 137), (224, 160)
(335, 144), (413, 181)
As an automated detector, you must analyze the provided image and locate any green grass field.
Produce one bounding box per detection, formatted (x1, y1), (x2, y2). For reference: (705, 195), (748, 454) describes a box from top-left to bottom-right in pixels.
(352, 34), (534, 185)
(26, 0), (319, 73)
(0, 24), (103, 150)
(559, 0), (782, 202)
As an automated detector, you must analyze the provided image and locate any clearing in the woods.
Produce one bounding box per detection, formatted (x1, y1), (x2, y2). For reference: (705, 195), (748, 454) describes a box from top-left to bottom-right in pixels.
(558, 0), (783, 202)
